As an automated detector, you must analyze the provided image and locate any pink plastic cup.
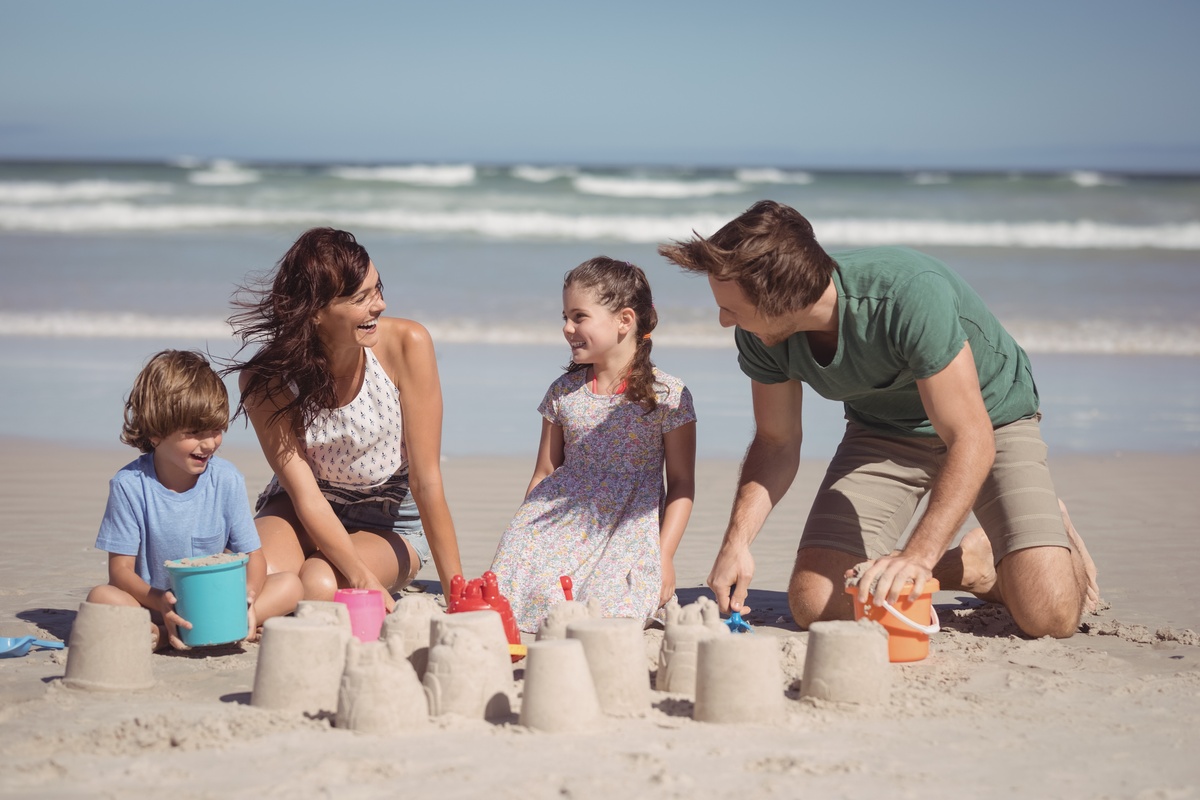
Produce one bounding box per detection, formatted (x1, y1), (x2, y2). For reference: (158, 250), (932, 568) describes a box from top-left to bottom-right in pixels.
(333, 588), (386, 642)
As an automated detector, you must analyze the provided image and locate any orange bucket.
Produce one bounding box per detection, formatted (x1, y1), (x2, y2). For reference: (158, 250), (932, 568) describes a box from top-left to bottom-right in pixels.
(846, 578), (940, 662)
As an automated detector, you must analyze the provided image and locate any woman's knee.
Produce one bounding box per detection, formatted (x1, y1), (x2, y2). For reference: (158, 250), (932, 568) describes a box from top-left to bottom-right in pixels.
(298, 558), (339, 601)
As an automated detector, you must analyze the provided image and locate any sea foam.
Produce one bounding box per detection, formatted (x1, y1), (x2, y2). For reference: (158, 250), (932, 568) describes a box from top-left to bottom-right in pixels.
(572, 174), (745, 199)
(734, 168), (814, 185)
(328, 164), (477, 187)
(0, 180), (173, 203)
(3, 311), (1197, 355)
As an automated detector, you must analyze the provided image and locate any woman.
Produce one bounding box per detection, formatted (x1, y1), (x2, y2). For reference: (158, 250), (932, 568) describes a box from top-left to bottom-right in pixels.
(227, 228), (462, 611)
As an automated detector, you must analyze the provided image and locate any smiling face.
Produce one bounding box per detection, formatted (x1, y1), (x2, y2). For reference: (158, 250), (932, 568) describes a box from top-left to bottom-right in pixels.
(561, 283), (632, 366)
(151, 428), (223, 492)
(315, 261), (386, 351)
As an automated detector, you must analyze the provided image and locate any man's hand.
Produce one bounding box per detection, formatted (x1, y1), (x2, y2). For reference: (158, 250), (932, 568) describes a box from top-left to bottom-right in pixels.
(849, 552), (936, 607)
(708, 542), (755, 614)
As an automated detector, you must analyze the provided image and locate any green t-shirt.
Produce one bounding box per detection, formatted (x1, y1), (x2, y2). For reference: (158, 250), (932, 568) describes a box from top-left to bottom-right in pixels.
(736, 246), (1039, 437)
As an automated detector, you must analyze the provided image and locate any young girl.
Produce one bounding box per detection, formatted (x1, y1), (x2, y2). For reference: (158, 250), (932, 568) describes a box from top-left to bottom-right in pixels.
(490, 257), (697, 632)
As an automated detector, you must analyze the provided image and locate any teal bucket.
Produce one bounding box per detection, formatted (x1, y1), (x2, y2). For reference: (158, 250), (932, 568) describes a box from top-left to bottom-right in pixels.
(165, 554), (249, 647)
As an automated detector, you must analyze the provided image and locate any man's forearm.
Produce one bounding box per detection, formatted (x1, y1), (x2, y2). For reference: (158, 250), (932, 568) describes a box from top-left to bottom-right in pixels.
(903, 435), (993, 566)
(724, 433), (801, 548)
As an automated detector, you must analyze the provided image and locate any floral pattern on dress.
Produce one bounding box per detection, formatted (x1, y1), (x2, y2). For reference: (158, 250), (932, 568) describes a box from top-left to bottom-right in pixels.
(490, 367), (696, 632)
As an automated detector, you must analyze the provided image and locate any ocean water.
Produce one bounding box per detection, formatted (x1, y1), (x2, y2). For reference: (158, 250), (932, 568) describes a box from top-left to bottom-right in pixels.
(1, 159), (1197, 458)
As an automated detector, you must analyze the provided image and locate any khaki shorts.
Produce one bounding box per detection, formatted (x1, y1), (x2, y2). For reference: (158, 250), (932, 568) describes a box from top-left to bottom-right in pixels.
(799, 416), (1068, 563)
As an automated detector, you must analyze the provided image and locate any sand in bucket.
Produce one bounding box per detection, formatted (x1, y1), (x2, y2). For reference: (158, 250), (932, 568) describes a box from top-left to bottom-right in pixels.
(165, 553), (249, 647)
(845, 577), (940, 662)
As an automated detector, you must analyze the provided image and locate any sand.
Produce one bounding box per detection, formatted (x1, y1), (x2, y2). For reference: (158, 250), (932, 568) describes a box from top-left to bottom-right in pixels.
(1, 437), (1198, 798)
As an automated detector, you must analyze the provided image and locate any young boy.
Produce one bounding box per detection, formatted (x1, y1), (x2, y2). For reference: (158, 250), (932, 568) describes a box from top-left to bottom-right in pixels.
(86, 350), (302, 650)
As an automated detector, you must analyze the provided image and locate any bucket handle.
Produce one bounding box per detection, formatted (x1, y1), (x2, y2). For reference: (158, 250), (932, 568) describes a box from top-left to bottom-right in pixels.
(875, 598), (940, 635)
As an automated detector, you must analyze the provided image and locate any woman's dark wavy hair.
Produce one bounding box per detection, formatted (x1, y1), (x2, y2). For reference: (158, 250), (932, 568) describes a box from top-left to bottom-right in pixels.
(564, 257), (661, 412)
(224, 227), (372, 429)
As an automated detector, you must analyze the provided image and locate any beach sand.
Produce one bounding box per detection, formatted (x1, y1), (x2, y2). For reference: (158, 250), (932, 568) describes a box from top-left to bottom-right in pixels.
(1, 437), (1198, 798)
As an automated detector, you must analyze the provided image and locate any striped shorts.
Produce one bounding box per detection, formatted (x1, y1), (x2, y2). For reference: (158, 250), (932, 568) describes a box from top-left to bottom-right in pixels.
(799, 416), (1067, 563)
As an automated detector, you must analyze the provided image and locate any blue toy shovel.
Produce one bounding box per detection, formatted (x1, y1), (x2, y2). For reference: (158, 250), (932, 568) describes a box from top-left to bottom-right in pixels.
(0, 636), (66, 658)
(725, 611), (753, 633)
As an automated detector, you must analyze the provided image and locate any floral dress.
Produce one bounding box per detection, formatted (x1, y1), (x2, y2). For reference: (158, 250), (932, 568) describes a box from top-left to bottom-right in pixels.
(490, 367), (696, 632)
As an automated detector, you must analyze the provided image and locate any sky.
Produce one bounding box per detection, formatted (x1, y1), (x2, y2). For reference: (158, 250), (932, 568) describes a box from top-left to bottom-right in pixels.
(2, 0), (1199, 172)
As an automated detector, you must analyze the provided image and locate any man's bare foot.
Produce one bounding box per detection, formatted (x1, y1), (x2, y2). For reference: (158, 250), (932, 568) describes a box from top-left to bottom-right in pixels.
(1060, 500), (1100, 614)
(935, 528), (1002, 604)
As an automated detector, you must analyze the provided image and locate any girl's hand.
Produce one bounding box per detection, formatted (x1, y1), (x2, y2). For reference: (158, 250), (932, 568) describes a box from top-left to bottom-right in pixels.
(659, 558), (677, 608)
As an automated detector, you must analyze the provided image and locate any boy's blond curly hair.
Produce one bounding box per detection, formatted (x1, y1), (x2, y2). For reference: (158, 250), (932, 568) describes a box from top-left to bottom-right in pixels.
(121, 350), (229, 453)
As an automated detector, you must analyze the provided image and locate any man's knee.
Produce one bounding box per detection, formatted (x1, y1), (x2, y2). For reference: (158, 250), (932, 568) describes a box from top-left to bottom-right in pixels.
(788, 548), (859, 629)
(997, 546), (1082, 639)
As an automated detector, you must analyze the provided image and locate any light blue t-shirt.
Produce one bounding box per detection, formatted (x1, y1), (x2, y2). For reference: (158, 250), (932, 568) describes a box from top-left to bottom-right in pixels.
(95, 453), (261, 590)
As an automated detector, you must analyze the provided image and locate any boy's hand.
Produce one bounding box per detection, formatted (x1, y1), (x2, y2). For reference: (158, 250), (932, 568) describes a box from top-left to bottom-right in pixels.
(151, 588), (191, 650)
(245, 588), (260, 643)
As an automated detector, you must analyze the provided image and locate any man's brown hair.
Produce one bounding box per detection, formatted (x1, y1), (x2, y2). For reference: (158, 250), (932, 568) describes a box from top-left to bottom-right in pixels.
(658, 200), (837, 316)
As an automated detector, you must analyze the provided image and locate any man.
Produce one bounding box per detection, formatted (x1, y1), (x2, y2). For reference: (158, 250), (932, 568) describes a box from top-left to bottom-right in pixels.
(659, 200), (1097, 638)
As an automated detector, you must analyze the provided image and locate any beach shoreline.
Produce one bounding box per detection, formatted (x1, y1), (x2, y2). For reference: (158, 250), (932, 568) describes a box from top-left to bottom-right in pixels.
(1, 436), (1198, 797)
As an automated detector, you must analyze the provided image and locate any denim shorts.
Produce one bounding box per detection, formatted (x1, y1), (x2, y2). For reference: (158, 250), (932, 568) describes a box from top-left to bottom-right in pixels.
(328, 495), (432, 570)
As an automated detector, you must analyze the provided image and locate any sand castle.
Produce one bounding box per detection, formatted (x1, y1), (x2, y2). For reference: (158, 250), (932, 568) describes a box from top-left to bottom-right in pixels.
(656, 596), (729, 695)
(336, 637), (428, 734)
(801, 619), (891, 704)
(63, 601), (155, 692)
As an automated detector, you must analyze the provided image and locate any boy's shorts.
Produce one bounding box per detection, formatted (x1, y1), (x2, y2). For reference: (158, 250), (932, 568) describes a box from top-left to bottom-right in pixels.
(798, 416), (1068, 563)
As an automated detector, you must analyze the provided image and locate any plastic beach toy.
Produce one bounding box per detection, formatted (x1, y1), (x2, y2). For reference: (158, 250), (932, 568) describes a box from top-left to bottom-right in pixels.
(448, 571), (526, 660)
(165, 553), (250, 647)
(724, 611), (753, 633)
(846, 578), (940, 662)
(334, 588), (386, 642)
(0, 636), (65, 658)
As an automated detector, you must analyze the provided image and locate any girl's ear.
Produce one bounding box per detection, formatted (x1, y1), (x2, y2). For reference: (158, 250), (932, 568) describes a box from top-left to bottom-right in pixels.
(617, 307), (636, 333)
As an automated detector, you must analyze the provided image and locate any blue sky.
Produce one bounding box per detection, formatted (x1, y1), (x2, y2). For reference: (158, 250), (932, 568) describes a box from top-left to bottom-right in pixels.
(2, 0), (1198, 171)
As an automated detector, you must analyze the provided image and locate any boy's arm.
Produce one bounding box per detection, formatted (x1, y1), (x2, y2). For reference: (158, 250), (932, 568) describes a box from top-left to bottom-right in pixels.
(107, 553), (190, 649)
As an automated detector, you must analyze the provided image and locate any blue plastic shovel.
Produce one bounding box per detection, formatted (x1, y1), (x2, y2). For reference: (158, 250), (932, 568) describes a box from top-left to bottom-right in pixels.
(0, 636), (66, 658)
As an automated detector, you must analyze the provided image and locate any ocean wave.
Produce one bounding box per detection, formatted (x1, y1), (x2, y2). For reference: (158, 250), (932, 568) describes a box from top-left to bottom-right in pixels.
(0, 180), (173, 203)
(910, 172), (952, 185)
(734, 168), (814, 185)
(328, 164), (477, 187)
(510, 165), (578, 183)
(0, 312), (231, 339)
(3, 203), (1199, 249)
(813, 218), (1200, 250)
(4, 312), (1197, 355)
(188, 160), (261, 186)
(572, 174), (746, 199)
(1067, 170), (1124, 188)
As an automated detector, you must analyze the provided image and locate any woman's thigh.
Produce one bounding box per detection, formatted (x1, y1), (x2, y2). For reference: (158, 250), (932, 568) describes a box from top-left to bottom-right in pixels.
(255, 494), (313, 574)
(343, 529), (419, 590)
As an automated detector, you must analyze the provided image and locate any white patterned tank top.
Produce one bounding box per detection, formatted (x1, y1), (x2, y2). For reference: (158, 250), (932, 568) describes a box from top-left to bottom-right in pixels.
(257, 347), (408, 508)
